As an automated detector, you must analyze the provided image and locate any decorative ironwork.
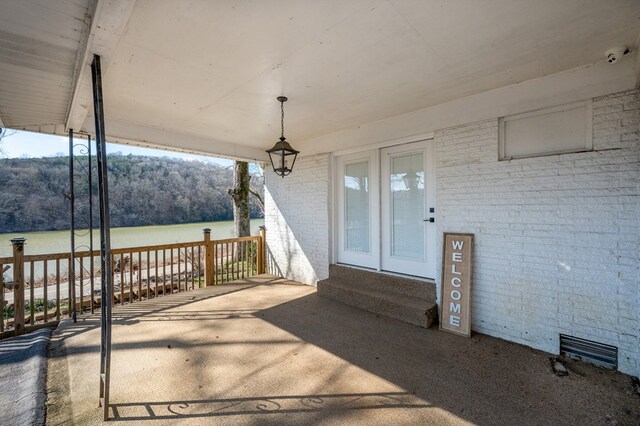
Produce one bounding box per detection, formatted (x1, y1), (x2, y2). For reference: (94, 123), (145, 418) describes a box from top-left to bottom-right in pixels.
(69, 130), (96, 323)
(91, 54), (113, 422)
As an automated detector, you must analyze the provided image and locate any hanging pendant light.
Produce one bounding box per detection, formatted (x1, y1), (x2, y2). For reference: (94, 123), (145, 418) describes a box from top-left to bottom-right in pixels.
(266, 96), (299, 177)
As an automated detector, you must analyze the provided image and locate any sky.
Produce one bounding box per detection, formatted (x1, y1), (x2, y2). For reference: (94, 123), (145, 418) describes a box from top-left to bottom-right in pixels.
(1, 129), (235, 167)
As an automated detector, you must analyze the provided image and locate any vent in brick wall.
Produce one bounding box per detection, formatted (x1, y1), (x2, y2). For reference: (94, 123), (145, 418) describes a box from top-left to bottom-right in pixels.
(559, 334), (617, 369)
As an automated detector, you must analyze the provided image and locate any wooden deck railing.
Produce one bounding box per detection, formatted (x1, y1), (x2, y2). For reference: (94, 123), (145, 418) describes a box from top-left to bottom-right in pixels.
(0, 227), (266, 339)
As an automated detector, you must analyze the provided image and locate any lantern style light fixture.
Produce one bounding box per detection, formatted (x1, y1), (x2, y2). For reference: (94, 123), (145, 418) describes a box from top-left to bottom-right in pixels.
(266, 96), (299, 177)
(402, 169), (419, 190)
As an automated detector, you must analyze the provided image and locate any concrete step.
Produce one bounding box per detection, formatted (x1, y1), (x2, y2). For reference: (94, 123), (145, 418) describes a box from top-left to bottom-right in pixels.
(317, 270), (438, 329)
(327, 264), (436, 301)
(317, 279), (437, 328)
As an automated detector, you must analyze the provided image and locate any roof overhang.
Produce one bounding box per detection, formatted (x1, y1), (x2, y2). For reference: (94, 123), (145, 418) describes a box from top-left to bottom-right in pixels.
(1, 0), (639, 161)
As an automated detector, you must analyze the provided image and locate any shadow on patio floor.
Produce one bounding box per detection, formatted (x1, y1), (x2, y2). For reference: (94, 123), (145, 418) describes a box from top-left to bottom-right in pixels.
(110, 391), (430, 421)
(258, 292), (640, 426)
(46, 277), (640, 425)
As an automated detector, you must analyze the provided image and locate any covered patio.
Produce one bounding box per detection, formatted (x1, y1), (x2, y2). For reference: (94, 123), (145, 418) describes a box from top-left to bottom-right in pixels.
(1, 1), (639, 422)
(46, 275), (639, 425)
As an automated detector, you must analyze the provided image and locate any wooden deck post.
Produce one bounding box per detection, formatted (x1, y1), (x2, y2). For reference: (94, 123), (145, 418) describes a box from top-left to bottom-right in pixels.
(258, 226), (266, 274)
(203, 229), (214, 286)
(10, 237), (26, 336)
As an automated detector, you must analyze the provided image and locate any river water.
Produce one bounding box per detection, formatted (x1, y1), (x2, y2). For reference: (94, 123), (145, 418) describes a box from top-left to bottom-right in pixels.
(0, 219), (264, 258)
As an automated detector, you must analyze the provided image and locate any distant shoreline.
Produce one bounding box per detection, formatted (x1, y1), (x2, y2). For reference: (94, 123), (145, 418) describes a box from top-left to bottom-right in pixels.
(0, 219), (265, 259)
(0, 216), (264, 235)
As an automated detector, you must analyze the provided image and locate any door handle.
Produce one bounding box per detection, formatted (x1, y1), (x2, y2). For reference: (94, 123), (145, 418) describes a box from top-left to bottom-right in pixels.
(423, 218), (435, 223)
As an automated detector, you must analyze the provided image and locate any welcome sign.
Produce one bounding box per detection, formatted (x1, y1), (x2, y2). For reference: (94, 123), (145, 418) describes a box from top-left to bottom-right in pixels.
(440, 233), (474, 337)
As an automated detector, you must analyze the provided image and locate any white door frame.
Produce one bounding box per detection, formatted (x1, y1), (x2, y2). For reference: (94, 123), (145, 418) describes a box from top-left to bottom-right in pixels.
(335, 150), (379, 269)
(333, 139), (436, 278)
(380, 140), (436, 278)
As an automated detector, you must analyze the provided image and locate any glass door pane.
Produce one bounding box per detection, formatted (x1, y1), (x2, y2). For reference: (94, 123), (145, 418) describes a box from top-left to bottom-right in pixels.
(390, 152), (424, 260)
(336, 150), (378, 269)
(344, 161), (369, 253)
(381, 140), (435, 278)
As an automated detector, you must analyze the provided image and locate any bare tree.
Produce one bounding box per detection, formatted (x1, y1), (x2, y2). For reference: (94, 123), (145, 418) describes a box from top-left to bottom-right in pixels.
(0, 128), (16, 156)
(249, 165), (264, 215)
(228, 161), (251, 237)
(228, 161), (264, 237)
(2, 155), (257, 233)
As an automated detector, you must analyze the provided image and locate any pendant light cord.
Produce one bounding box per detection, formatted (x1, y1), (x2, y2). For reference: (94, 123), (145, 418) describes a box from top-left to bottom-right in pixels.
(280, 99), (285, 140)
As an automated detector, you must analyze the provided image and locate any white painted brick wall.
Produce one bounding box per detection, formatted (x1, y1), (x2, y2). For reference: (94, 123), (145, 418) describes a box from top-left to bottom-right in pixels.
(264, 89), (638, 376)
(435, 89), (639, 376)
(264, 154), (330, 285)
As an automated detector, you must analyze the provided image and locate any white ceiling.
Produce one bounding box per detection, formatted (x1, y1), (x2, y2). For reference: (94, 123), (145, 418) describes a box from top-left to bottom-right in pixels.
(0, 0), (92, 127)
(1, 0), (639, 159)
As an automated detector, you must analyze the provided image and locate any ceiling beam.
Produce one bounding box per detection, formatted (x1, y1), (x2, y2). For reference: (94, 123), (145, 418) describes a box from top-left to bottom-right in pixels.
(64, 0), (97, 132)
(65, 0), (137, 132)
(81, 118), (270, 163)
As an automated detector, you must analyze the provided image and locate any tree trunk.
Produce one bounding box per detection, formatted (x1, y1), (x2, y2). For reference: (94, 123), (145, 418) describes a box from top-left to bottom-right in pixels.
(228, 160), (250, 237)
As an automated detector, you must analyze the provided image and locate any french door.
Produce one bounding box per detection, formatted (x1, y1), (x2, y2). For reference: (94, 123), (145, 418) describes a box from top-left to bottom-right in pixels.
(336, 151), (379, 269)
(335, 139), (436, 279)
(381, 141), (435, 278)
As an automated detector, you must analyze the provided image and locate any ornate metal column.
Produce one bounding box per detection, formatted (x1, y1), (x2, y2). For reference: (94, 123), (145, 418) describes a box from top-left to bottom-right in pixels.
(91, 54), (113, 421)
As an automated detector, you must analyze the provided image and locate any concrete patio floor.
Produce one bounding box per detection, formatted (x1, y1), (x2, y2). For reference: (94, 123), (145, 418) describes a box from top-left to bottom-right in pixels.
(46, 275), (640, 425)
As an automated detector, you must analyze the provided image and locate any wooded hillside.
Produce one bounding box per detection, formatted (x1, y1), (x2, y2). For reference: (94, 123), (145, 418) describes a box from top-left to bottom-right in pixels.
(0, 155), (263, 233)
